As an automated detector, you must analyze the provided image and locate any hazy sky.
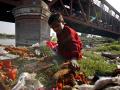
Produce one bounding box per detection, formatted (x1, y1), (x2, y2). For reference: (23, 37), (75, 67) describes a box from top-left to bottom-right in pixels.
(0, 0), (120, 35)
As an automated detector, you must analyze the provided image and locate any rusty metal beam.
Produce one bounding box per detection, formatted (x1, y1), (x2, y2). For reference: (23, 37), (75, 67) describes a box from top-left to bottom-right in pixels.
(78, 0), (88, 22)
(70, 0), (73, 15)
(64, 16), (120, 35)
(0, 0), (21, 6)
(59, 0), (69, 16)
(64, 16), (120, 39)
(48, 0), (58, 7)
(88, 0), (93, 21)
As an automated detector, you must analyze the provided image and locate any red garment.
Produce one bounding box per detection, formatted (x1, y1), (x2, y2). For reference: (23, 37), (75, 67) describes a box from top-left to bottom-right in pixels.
(46, 41), (58, 49)
(57, 25), (83, 60)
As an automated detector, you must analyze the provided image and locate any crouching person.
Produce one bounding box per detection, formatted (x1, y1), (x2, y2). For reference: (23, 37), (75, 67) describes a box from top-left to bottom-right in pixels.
(48, 13), (83, 88)
(48, 13), (83, 69)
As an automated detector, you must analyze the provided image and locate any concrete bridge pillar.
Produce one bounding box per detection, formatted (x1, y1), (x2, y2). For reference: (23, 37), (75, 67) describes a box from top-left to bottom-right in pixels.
(13, 0), (51, 46)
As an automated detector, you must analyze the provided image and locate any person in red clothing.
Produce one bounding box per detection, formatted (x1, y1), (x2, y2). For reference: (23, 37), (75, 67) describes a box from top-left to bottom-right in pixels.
(48, 13), (83, 69)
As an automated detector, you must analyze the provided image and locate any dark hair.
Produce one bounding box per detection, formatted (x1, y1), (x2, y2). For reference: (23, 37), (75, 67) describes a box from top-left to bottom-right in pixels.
(48, 13), (64, 25)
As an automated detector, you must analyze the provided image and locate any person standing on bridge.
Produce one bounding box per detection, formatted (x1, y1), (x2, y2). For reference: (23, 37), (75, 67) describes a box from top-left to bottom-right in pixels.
(48, 13), (83, 69)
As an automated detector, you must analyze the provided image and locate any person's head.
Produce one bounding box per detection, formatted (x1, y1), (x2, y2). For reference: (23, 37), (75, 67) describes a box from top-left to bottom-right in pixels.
(48, 13), (64, 33)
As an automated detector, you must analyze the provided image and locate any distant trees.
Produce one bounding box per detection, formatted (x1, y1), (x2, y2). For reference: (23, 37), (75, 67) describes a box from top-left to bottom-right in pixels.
(0, 33), (15, 39)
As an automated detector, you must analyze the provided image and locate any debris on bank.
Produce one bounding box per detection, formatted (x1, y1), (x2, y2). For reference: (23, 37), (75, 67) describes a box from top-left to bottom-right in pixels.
(0, 43), (120, 90)
(102, 52), (120, 60)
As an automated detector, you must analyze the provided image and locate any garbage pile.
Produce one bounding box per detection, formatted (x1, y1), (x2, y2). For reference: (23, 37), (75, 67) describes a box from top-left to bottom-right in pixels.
(4, 46), (35, 58)
(0, 61), (17, 90)
(0, 42), (120, 90)
(0, 42), (57, 89)
(0, 47), (19, 90)
(54, 68), (89, 89)
(12, 72), (43, 90)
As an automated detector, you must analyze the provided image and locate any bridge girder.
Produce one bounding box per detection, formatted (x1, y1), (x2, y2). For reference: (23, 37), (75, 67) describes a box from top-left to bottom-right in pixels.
(0, 2), (15, 22)
(0, 0), (120, 39)
(0, 0), (21, 6)
(65, 16), (120, 39)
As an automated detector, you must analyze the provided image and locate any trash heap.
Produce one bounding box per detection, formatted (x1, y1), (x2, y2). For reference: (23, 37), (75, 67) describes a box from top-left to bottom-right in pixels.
(0, 47), (19, 90)
(4, 46), (35, 58)
(0, 42), (59, 89)
(0, 42), (120, 90)
(0, 42), (87, 89)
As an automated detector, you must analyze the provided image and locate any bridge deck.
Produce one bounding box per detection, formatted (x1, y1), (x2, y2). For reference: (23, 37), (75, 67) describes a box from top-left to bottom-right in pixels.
(0, 0), (120, 39)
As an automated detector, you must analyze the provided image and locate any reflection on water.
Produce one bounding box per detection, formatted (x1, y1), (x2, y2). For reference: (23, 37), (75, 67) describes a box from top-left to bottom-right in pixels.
(0, 39), (15, 45)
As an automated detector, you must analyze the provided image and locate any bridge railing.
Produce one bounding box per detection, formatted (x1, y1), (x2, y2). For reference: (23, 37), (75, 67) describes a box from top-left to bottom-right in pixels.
(46, 0), (120, 34)
(92, 0), (120, 33)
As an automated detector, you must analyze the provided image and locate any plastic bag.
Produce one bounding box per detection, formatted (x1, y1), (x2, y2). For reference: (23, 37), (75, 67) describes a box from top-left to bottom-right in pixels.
(12, 72), (43, 90)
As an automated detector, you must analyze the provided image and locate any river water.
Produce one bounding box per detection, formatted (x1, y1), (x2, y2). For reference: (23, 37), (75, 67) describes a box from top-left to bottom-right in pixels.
(0, 39), (15, 45)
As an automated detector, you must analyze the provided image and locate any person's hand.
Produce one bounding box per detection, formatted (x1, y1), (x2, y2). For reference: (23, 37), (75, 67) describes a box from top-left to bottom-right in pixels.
(60, 61), (70, 68)
(70, 59), (80, 70)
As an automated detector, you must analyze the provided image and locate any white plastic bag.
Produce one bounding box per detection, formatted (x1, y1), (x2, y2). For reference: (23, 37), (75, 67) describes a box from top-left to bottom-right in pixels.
(31, 43), (40, 48)
(12, 72), (43, 90)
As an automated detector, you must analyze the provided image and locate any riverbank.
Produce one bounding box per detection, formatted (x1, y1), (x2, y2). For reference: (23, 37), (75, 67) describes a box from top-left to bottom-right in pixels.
(0, 40), (120, 89)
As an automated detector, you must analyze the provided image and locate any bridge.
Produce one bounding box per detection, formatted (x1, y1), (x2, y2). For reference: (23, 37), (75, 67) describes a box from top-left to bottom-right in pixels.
(45, 0), (120, 39)
(0, 0), (120, 46)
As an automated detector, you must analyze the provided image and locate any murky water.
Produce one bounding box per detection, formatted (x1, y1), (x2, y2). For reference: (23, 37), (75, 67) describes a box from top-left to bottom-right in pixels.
(0, 39), (15, 45)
